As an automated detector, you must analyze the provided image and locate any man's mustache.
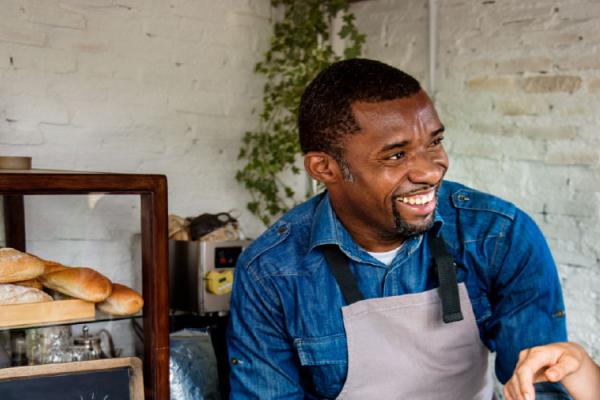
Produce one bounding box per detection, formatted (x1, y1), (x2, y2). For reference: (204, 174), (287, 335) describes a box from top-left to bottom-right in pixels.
(392, 183), (439, 199)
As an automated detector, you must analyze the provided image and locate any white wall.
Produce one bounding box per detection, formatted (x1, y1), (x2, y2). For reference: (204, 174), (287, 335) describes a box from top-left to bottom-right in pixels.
(0, 0), (271, 241)
(352, 0), (600, 363)
(0, 0), (272, 356)
(0, 0), (273, 261)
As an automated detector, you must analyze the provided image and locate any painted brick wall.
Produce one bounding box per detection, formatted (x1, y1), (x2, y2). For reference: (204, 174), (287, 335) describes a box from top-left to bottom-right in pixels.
(352, 0), (430, 85)
(352, 0), (600, 366)
(0, 0), (271, 261)
(0, 0), (271, 355)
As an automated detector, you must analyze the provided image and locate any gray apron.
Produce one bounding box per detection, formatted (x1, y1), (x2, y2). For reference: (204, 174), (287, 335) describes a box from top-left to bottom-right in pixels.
(323, 233), (495, 400)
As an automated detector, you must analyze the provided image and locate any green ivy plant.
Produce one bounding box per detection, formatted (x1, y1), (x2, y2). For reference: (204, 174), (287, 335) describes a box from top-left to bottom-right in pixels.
(236, 0), (365, 226)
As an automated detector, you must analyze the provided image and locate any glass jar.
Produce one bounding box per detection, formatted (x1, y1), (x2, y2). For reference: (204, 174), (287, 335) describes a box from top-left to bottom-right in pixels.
(25, 326), (72, 365)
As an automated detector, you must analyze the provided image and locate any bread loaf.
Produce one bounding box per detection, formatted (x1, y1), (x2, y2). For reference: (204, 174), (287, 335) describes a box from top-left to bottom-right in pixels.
(13, 278), (43, 290)
(0, 283), (53, 305)
(0, 248), (45, 283)
(41, 259), (69, 274)
(40, 267), (112, 302)
(96, 283), (144, 316)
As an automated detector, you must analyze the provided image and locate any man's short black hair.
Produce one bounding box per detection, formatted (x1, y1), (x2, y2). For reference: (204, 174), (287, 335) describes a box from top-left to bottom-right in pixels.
(298, 58), (422, 160)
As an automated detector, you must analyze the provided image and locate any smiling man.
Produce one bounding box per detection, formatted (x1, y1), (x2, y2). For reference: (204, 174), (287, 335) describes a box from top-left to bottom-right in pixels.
(227, 59), (569, 399)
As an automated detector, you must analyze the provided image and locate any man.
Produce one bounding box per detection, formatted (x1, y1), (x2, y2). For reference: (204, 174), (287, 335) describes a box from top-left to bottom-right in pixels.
(227, 59), (568, 399)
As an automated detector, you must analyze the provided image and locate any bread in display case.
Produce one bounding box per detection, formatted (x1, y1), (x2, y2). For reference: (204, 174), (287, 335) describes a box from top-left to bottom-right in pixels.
(0, 248), (144, 327)
(0, 169), (169, 400)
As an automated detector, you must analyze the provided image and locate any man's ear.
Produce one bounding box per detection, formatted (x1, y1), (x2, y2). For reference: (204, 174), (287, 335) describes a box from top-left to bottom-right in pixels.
(304, 152), (342, 184)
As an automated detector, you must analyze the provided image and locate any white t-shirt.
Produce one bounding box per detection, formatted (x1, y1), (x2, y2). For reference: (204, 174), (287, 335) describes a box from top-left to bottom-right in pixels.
(367, 246), (402, 266)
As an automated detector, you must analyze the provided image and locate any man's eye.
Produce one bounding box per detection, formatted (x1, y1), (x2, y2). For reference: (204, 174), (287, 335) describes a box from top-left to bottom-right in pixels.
(388, 152), (405, 160)
(431, 136), (445, 146)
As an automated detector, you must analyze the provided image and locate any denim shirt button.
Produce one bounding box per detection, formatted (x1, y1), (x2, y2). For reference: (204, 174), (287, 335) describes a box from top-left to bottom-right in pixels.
(278, 225), (288, 235)
(457, 194), (470, 201)
(231, 357), (239, 365)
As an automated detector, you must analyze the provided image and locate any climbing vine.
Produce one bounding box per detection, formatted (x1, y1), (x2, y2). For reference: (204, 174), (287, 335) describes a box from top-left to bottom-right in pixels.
(236, 0), (365, 226)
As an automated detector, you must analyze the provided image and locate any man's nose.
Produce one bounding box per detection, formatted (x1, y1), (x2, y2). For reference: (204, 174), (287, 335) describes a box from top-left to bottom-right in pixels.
(406, 152), (446, 184)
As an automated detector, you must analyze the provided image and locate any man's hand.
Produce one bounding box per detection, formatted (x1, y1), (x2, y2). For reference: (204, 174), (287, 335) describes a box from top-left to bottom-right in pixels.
(504, 342), (600, 400)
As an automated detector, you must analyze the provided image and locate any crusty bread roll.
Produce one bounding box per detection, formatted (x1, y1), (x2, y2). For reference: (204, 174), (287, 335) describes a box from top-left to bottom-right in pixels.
(0, 248), (45, 283)
(96, 283), (144, 316)
(41, 259), (69, 274)
(40, 267), (112, 302)
(0, 283), (53, 305)
(13, 278), (43, 290)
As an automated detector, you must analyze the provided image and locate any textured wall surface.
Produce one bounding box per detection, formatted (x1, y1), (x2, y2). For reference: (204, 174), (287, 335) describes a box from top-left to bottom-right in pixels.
(0, 0), (271, 355)
(0, 0), (271, 248)
(353, 0), (600, 365)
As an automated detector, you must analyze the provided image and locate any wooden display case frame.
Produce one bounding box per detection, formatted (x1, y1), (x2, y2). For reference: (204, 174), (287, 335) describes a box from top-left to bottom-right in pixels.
(0, 169), (169, 400)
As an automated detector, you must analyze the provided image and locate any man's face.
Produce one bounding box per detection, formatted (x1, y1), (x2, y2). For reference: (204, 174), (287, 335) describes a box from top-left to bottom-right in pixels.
(328, 90), (449, 249)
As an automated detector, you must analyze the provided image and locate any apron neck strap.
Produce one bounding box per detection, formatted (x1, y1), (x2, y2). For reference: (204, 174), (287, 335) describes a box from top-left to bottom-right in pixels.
(322, 245), (365, 305)
(323, 233), (464, 324)
(428, 233), (464, 323)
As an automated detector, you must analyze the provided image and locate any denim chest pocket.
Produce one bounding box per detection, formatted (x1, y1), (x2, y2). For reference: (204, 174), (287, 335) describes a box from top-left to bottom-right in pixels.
(294, 334), (348, 399)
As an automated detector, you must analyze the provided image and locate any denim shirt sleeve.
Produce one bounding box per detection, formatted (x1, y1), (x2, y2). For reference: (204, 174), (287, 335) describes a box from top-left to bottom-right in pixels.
(484, 208), (568, 384)
(227, 259), (303, 399)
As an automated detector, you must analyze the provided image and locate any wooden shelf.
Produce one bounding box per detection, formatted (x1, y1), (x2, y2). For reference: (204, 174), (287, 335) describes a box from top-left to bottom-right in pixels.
(0, 307), (143, 331)
(0, 299), (95, 329)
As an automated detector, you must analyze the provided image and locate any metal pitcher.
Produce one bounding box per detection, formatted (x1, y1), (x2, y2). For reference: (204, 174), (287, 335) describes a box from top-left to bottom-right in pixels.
(71, 325), (119, 361)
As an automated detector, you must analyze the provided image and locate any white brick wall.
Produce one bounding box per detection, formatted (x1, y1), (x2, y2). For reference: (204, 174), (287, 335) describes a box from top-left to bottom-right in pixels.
(0, 0), (271, 354)
(352, 0), (430, 86)
(353, 0), (600, 367)
(0, 0), (271, 258)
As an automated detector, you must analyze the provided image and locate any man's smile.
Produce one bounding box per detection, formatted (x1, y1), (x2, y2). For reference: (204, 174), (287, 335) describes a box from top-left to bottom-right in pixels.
(394, 187), (437, 216)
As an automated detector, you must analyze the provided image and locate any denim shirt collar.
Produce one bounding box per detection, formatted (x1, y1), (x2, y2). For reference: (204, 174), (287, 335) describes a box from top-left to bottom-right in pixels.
(309, 192), (445, 265)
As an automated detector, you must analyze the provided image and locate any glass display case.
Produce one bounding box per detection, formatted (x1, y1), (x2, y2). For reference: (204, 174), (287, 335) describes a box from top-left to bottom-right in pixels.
(0, 169), (169, 399)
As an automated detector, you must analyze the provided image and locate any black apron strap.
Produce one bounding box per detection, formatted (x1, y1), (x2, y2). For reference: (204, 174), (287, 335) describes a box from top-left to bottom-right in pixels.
(428, 233), (464, 323)
(322, 245), (365, 305)
(323, 235), (463, 323)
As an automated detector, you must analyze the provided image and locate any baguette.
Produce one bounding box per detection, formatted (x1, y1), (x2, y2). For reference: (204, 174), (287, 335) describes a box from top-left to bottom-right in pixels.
(41, 259), (69, 274)
(0, 283), (53, 305)
(0, 248), (45, 283)
(12, 278), (43, 291)
(40, 267), (112, 302)
(96, 283), (144, 316)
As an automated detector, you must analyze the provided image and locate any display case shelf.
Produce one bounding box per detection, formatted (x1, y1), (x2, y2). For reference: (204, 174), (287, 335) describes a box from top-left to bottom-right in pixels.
(0, 311), (143, 332)
(0, 169), (169, 400)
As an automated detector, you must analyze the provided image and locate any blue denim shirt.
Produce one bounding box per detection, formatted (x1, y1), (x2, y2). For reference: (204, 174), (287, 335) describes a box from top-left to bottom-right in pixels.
(227, 180), (568, 399)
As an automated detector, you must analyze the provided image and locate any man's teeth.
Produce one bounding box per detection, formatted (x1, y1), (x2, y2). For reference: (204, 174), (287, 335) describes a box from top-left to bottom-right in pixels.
(399, 191), (435, 205)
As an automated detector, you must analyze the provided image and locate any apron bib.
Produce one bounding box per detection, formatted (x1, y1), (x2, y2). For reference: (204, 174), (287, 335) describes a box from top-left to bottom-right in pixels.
(323, 233), (495, 400)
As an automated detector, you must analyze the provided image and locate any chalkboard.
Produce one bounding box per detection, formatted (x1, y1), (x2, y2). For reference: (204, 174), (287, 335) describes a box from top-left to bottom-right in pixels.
(0, 357), (143, 400)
